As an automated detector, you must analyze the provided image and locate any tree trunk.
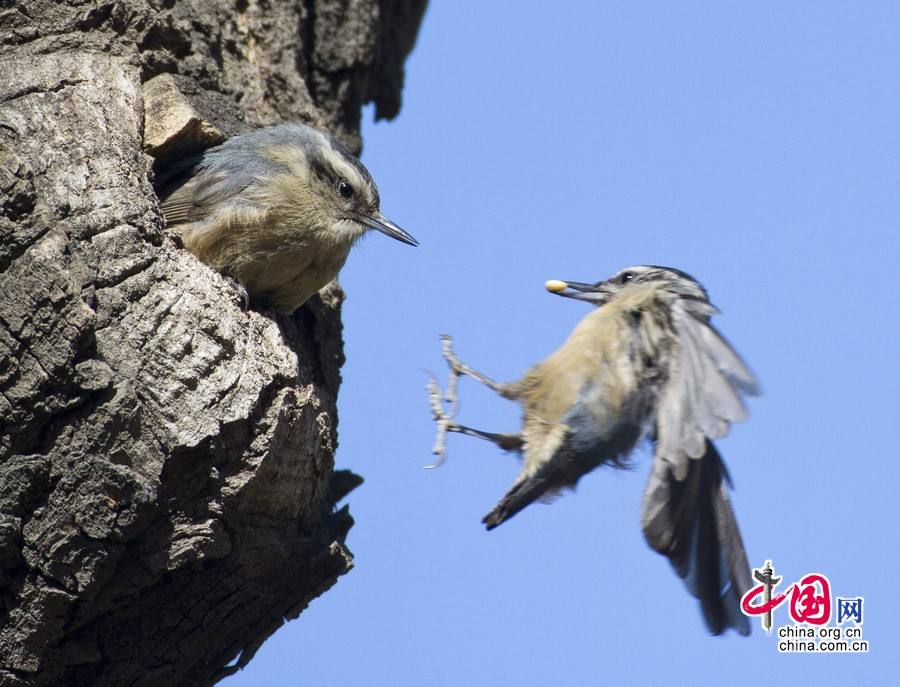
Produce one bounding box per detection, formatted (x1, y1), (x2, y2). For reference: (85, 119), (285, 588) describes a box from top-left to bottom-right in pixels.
(0, 1), (426, 685)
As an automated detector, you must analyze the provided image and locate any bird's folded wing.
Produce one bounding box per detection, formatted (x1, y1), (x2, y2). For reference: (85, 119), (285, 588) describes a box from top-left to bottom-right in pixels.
(159, 145), (285, 226)
(160, 168), (240, 225)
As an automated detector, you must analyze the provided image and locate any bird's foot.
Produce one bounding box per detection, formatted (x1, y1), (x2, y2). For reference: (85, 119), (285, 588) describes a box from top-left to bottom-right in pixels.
(424, 347), (523, 468)
(425, 371), (457, 468)
(223, 275), (250, 310)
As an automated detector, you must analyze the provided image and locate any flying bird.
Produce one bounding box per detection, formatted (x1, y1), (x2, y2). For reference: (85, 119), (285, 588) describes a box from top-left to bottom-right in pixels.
(428, 265), (758, 635)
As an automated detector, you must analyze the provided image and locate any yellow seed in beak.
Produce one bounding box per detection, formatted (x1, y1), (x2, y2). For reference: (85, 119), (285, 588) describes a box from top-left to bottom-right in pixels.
(545, 280), (568, 293)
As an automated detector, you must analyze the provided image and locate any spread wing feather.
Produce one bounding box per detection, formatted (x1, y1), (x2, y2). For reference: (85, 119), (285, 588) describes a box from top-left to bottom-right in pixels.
(643, 299), (757, 635)
(654, 302), (757, 479)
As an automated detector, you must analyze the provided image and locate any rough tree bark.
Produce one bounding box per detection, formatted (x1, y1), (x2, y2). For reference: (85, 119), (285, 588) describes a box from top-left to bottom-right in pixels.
(0, 1), (426, 685)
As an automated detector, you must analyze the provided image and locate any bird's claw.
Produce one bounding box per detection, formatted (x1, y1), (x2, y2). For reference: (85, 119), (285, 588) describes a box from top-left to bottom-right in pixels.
(224, 275), (250, 310)
(425, 372), (454, 467)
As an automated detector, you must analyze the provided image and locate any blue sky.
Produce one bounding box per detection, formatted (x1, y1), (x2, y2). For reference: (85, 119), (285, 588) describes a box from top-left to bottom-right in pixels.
(226, 3), (898, 685)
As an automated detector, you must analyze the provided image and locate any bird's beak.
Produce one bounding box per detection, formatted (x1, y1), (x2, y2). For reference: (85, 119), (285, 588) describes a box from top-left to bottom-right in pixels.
(545, 279), (610, 304)
(360, 212), (419, 246)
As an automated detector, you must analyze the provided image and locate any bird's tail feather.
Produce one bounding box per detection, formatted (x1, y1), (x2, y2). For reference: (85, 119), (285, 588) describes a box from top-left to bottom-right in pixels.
(482, 474), (551, 530)
(643, 440), (752, 635)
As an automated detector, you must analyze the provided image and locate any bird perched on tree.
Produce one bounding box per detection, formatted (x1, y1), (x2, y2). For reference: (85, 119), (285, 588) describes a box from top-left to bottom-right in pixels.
(158, 122), (417, 314)
(428, 265), (759, 635)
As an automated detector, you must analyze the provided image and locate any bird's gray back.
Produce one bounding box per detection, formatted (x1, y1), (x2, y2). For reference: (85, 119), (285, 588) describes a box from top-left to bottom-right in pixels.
(161, 122), (375, 225)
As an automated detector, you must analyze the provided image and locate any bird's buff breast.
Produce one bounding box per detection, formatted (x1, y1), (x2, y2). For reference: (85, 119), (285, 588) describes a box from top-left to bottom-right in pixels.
(524, 306), (631, 416)
(181, 211), (352, 311)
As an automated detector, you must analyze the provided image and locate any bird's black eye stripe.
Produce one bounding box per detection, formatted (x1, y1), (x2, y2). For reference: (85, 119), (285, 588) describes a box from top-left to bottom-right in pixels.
(338, 179), (354, 199)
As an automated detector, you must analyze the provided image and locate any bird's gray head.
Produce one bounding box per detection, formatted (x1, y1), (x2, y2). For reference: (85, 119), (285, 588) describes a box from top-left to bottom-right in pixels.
(545, 265), (709, 306)
(237, 123), (417, 246)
